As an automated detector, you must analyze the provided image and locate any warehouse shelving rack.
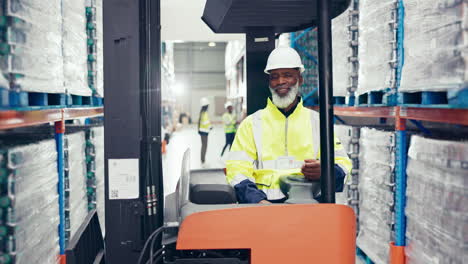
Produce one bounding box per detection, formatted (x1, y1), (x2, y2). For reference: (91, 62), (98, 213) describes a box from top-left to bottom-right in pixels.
(329, 106), (468, 263)
(0, 106), (104, 263)
(292, 0), (468, 262)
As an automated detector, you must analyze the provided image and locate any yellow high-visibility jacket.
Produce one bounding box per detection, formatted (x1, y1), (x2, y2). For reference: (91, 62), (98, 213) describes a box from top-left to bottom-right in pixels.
(222, 112), (237, 134)
(226, 98), (352, 201)
(198, 111), (211, 133)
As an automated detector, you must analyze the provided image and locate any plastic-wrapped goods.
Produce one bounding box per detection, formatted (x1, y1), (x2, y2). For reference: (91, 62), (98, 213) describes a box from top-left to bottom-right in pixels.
(357, 227), (390, 264)
(65, 132), (89, 241)
(359, 128), (395, 166)
(294, 29), (319, 97)
(1, 0), (64, 93)
(335, 125), (353, 154)
(1, 139), (60, 264)
(357, 127), (396, 264)
(0, 73), (9, 90)
(332, 10), (350, 97)
(405, 135), (468, 264)
(400, 0), (468, 92)
(357, 0), (396, 94)
(95, 0), (104, 97)
(334, 125), (353, 205)
(63, 0), (91, 96)
(90, 126), (105, 234)
(335, 125), (360, 212)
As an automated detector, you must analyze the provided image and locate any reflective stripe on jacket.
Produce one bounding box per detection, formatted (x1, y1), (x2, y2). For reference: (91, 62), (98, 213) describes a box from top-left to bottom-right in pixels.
(198, 111), (211, 133)
(226, 98), (352, 201)
(222, 112), (237, 133)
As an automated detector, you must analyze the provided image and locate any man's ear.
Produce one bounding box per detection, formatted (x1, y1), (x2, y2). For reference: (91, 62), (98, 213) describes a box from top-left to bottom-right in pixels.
(298, 74), (304, 86)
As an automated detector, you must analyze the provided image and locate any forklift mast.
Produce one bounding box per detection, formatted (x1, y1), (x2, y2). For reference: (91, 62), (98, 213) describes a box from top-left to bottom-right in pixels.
(104, 0), (351, 262)
(104, 0), (163, 263)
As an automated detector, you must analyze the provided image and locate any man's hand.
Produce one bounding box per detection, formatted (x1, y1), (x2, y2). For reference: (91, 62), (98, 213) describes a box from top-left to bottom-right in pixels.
(301, 159), (321, 181)
(259, 200), (271, 204)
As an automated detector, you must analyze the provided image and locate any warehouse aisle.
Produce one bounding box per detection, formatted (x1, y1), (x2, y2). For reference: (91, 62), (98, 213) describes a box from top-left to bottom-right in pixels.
(162, 124), (227, 195)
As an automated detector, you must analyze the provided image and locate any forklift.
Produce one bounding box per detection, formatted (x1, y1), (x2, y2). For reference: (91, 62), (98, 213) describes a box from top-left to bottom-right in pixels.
(102, 0), (356, 263)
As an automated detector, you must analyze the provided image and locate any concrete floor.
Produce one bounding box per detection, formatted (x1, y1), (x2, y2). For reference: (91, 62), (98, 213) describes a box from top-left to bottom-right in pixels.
(162, 124), (226, 195)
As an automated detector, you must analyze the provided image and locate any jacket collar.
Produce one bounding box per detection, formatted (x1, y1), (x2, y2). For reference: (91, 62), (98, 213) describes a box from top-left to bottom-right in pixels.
(266, 97), (303, 119)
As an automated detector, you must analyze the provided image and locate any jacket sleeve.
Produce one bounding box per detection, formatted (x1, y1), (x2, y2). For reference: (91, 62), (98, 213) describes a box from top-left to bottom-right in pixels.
(226, 116), (265, 203)
(334, 165), (346, 192)
(317, 135), (352, 189)
(332, 136), (352, 189)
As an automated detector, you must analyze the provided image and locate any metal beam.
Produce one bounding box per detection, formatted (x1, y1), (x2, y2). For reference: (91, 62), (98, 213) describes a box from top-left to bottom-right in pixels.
(317, 0), (336, 203)
(246, 28), (275, 115)
(103, 0), (163, 262)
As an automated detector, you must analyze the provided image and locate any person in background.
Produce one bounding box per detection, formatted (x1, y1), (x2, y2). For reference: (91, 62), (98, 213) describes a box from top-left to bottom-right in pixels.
(198, 97), (212, 164)
(221, 101), (237, 156)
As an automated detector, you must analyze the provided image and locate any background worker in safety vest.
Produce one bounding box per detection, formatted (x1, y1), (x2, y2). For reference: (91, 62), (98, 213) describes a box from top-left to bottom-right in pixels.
(226, 46), (352, 204)
(221, 101), (237, 156)
(198, 97), (212, 164)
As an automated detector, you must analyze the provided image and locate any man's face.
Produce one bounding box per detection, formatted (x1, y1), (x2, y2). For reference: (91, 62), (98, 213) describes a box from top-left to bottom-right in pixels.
(227, 106), (233, 113)
(268, 68), (303, 97)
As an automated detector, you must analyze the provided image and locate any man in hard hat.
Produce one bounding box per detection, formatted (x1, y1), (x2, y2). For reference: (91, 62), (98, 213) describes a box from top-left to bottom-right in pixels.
(221, 101), (237, 156)
(226, 46), (352, 204)
(198, 97), (212, 165)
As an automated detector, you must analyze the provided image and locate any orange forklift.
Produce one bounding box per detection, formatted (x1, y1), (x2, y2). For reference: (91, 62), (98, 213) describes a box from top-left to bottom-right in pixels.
(101, 0), (356, 263)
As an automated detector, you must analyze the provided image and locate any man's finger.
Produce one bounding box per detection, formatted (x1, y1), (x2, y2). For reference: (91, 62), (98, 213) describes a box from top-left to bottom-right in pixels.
(302, 168), (320, 175)
(304, 174), (320, 180)
(302, 166), (320, 172)
(302, 166), (320, 171)
(304, 163), (320, 168)
(303, 171), (320, 176)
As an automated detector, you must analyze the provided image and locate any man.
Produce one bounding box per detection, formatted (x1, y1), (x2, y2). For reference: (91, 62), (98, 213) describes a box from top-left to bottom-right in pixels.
(226, 46), (352, 204)
(221, 101), (237, 156)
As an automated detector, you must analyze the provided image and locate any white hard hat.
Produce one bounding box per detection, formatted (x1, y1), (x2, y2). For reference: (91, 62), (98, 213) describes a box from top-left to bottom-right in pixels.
(224, 101), (233, 108)
(264, 46), (305, 74)
(200, 97), (210, 106)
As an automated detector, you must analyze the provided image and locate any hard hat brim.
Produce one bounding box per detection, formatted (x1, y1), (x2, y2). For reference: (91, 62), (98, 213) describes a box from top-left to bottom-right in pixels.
(264, 65), (305, 74)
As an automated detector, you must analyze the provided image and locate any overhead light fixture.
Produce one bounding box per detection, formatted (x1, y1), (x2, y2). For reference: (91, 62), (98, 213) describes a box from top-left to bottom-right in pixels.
(208, 42), (216, 47)
(173, 82), (185, 96)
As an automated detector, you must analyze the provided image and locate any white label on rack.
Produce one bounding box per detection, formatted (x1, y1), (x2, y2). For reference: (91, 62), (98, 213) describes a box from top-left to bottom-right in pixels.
(254, 37), (269, 42)
(108, 159), (139, 200)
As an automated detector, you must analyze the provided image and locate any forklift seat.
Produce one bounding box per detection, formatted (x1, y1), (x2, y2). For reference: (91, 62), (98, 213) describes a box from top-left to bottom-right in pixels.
(189, 169), (237, 204)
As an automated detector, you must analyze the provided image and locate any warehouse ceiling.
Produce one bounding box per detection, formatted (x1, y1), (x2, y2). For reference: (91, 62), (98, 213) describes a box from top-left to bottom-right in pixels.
(174, 42), (227, 91)
(161, 0), (245, 42)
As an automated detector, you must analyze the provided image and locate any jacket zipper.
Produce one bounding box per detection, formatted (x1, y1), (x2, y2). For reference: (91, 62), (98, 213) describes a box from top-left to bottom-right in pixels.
(285, 118), (289, 156)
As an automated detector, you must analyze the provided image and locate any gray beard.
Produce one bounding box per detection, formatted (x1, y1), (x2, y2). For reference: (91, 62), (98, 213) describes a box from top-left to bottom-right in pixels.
(269, 83), (299, 109)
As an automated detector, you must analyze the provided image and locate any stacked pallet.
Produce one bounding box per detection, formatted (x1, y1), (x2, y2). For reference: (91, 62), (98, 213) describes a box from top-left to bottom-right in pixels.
(64, 132), (88, 244)
(334, 125), (352, 204)
(399, 0), (467, 107)
(95, 0), (104, 98)
(0, 0), (64, 97)
(86, 0), (104, 98)
(347, 0), (360, 105)
(0, 139), (60, 264)
(293, 28), (318, 98)
(356, 127), (395, 264)
(63, 0), (90, 97)
(332, 6), (351, 99)
(86, 126), (105, 234)
(335, 125), (360, 228)
(405, 136), (467, 264)
(357, 0), (397, 104)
